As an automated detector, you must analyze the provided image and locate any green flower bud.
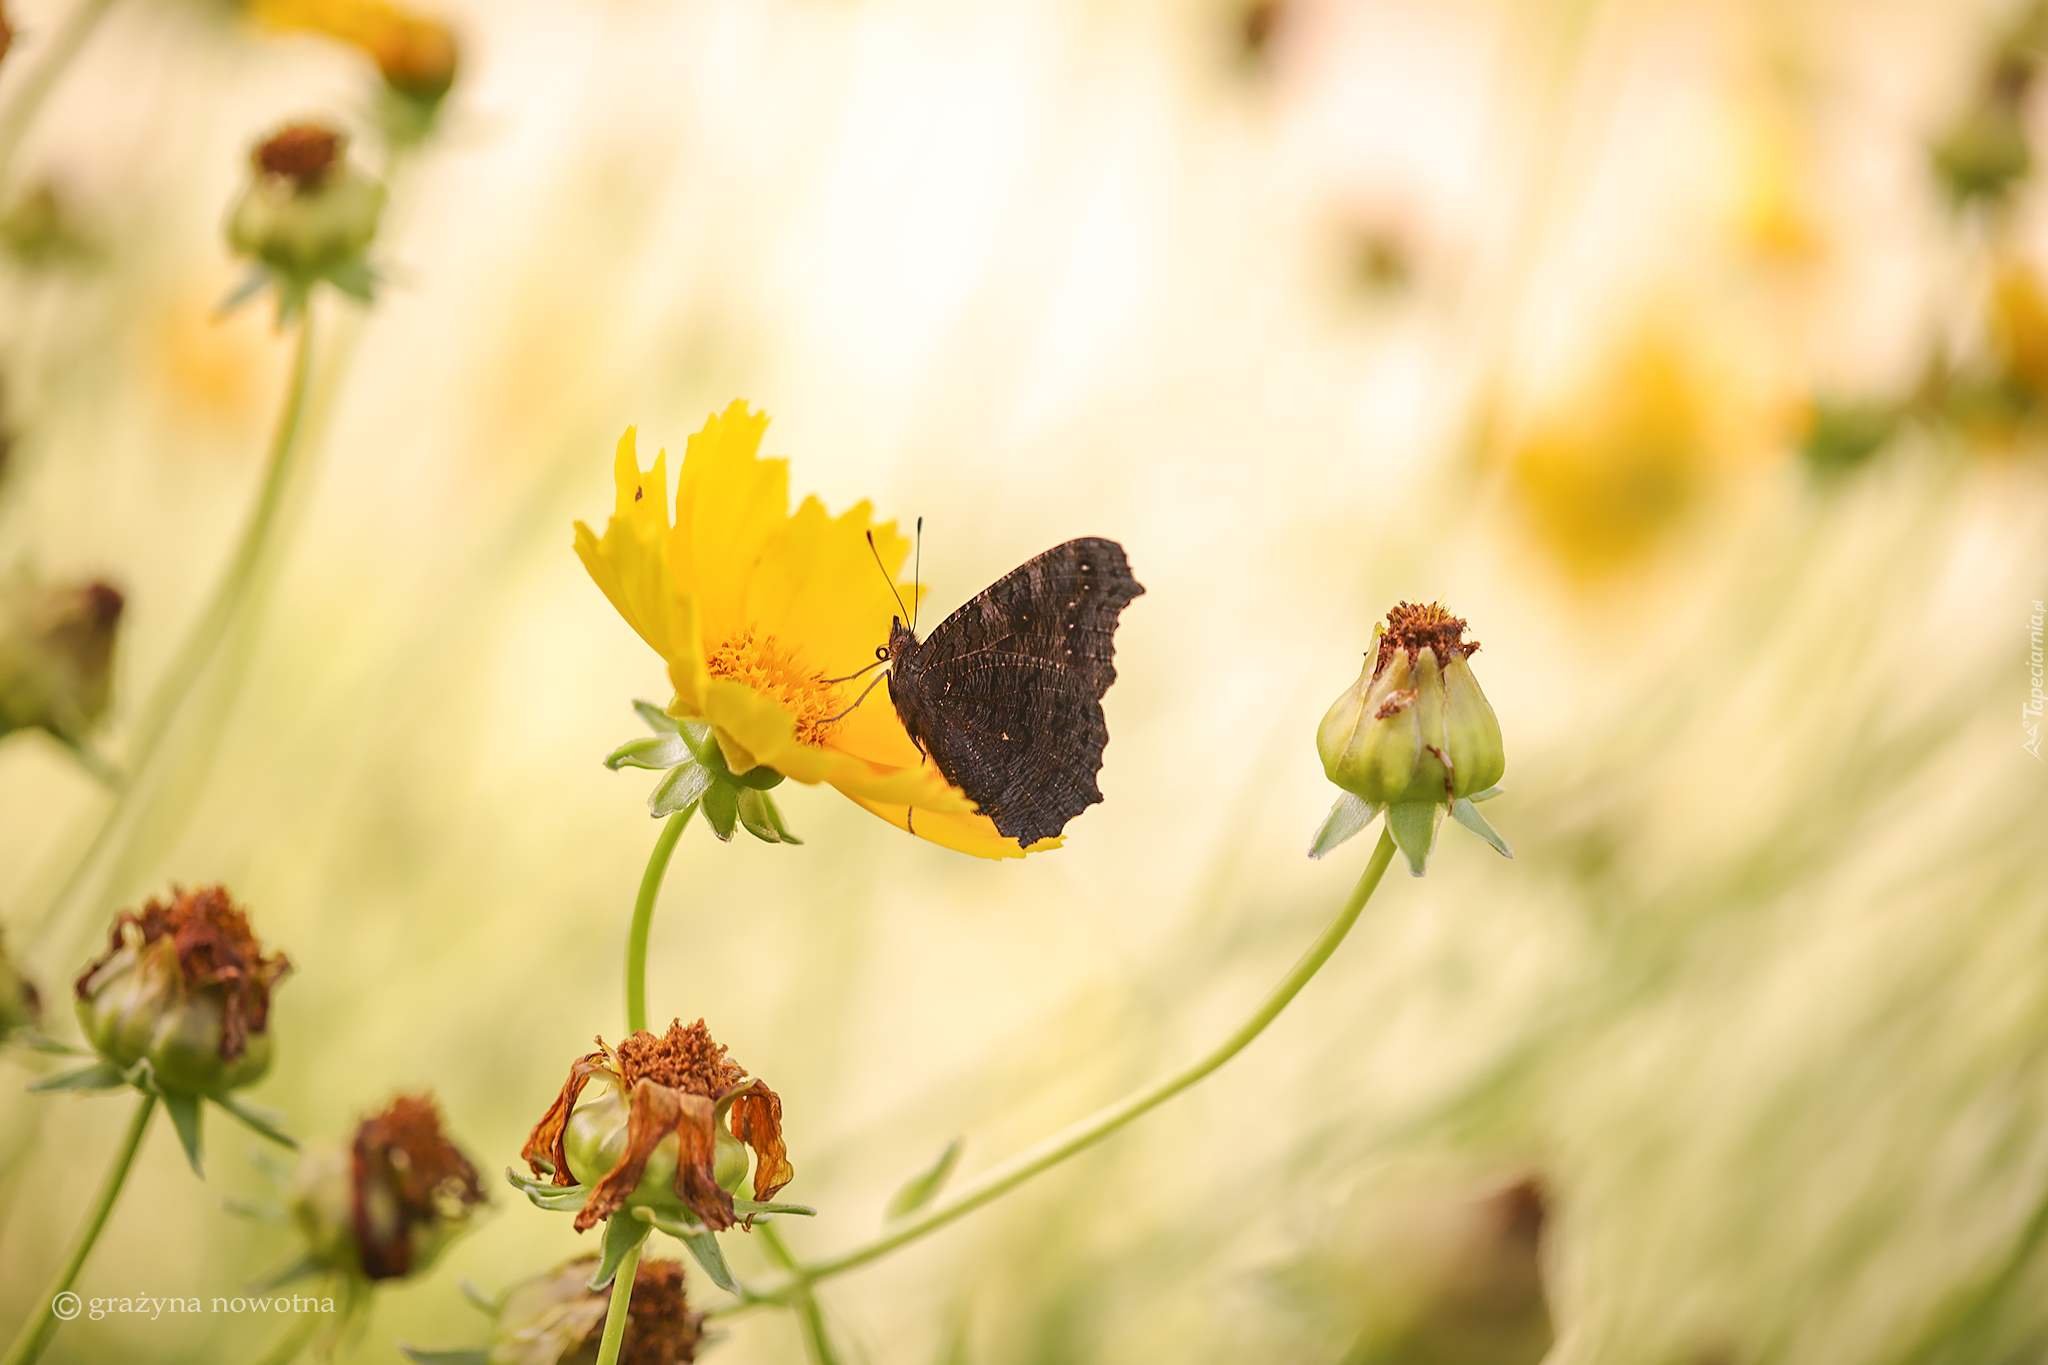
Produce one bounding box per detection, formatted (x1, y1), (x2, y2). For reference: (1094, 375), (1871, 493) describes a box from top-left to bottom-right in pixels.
(1318, 603), (1502, 805)
(1311, 603), (1510, 874)
(291, 1094), (485, 1282)
(74, 886), (290, 1097)
(606, 701), (801, 844)
(0, 574), (123, 748)
(523, 1019), (794, 1235)
(225, 124), (385, 319)
(0, 930), (41, 1041)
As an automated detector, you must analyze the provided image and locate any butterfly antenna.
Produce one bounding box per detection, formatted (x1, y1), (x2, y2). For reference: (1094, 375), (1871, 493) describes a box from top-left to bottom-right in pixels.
(912, 516), (923, 631)
(864, 530), (912, 622)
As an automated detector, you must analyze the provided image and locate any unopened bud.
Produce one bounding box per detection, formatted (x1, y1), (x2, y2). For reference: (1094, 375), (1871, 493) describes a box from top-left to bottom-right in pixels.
(226, 122), (384, 317)
(0, 574), (124, 747)
(74, 885), (290, 1096)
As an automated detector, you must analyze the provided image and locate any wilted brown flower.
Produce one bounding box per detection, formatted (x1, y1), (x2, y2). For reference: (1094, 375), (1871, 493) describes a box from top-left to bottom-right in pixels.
(253, 123), (342, 188)
(523, 1018), (793, 1234)
(74, 885), (290, 1095)
(292, 1093), (486, 1281)
(478, 1254), (703, 1365)
(0, 575), (124, 747)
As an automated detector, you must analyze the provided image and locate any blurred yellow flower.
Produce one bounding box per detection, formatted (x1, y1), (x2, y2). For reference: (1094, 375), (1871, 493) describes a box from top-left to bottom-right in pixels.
(249, 0), (457, 102)
(576, 402), (1037, 858)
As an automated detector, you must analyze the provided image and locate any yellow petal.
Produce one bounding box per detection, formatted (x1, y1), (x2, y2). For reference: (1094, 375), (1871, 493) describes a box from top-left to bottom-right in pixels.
(668, 402), (789, 650)
(574, 429), (704, 686)
(844, 794), (1056, 860)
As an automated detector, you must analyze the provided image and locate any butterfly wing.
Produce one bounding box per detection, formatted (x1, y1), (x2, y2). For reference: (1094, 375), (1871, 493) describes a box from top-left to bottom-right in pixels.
(892, 538), (1144, 847)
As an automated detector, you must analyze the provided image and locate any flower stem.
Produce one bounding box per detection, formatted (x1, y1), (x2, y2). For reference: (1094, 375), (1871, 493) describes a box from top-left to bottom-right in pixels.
(247, 1309), (320, 1365)
(757, 1223), (842, 1365)
(746, 827), (1399, 1302)
(0, 1091), (156, 1365)
(24, 311), (316, 945)
(591, 1241), (642, 1365)
(625, 808), (691, 1035)
(0, 0), (121, 190)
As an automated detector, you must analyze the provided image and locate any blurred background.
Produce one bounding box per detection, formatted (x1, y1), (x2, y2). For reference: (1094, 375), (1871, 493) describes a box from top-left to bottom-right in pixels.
(0, 0), (2045, 1360)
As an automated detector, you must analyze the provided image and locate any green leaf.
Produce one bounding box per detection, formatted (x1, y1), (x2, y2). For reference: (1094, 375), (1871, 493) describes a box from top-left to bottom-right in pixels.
(248, 1250), (327, 1292)
(164, 1090), (205, 1176)
(1385, 801), (1446, 877)
(633, 700), (682, 734)
(324, 258), (379, 302)
(607, 733), (694, 771)
(736, 788), (797, 844)
(886, 1138), (963, 1219)
(215, 1093), (298, 1148)
(1450, 797), (1513, 858)
(398, 1349), (489, 1365)
(649, 765), (711, 819)
(736, 763), (787, 791)
(26, 1059), (127, 1092)
(1307, 793), (1381, 860)
(588, 1214), (652, 1290)
(701, 782), (739, 841)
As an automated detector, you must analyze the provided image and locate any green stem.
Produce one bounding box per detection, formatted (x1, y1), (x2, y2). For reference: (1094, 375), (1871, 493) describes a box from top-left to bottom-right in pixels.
(0, 1091), (156, 1365)
(0, 0), (120, 191)
(757, 1224), (840, 1365)
(625, 809), (691, 1035)
(745, 828), (1399, 1302)
(24, 311), (316, 944)
(247, 1309), (320, 1365)
(591, 1241), (642, 1365)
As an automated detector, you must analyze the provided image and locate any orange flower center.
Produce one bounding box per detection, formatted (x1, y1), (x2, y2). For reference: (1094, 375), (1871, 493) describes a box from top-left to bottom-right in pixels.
(704, 630), (845, 746)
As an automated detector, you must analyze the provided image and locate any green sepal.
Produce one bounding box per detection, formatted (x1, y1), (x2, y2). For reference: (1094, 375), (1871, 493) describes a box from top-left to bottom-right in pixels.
(1465, 784), (1504, 803)
(248, 1249), (328, 1292)
(162, 1090), (206, 1176)
(732, 1197), (817, 1218)
(215, 1093), (298, 1148)
(735, 764), (786, 791)
(886, 1138), (963, 1219)
(588, 1213), (652, 1290)
(1450, 797), (1513, 858)
(1307, 793), (1382, 860)
(1385, 801), (1446, 877)
(26, 1059), (129, 1092)
(736, 788), (801, 845)
(701, 782), (739, 841)
(215, 265), (274, 317)
(633, 700), (683, 733)
(12, 1030), (90, 1055)
(504, 1166), (592, 1213)
(221, 1195), (290, 1224)
(649, 766), (711, 819)
(636, 1209), (744, 1294)
(397, 1349), (489, 1365)
(458, 1279), (500, 1316)
(323, 258), (379, 303)
(607, 733), (695, 771)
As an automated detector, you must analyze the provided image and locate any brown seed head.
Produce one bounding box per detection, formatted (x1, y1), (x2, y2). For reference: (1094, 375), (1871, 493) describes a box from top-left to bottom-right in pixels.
(1375, 601), (1480, 676)
(253, 124), (343, 189)
(620, 1257), (706, 1365)
(350, 1094), (485, 1280)
(616, 1019), (748, 1098)
(76, 885), (289, 1062)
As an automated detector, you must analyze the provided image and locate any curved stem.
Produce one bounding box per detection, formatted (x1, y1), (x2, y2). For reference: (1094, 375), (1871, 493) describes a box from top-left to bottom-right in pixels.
(0, 1091), (156, 1365)
(757, 1223), (840, 1364)
(24, 312), (315, 944)
(0, 0), (120, 190)
(743, 828), (1399, 1302)
(625, 809), (690, 1035)
(592, 1241), (642, 1365)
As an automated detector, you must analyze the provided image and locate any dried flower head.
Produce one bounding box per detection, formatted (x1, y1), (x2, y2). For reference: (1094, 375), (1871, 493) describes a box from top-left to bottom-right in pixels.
(74, 885), (291, 1094)
(292, 1093), (486, 1281)
(1312, 602), (1510, 873)
(0, 574), (124, 747)
(253, 124), (342, 187)
(523, 1018), (792, 1235)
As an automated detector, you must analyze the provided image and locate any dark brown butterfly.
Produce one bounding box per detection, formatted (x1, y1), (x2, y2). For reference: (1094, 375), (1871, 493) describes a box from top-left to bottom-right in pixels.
(884, 537), (1144, 848)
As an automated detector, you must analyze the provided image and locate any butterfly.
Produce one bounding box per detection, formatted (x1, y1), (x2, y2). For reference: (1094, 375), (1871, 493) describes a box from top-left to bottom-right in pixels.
(882, 537), (1144, 849)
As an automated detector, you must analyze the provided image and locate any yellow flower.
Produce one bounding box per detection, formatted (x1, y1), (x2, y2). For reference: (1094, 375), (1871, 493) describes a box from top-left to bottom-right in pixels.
(575, 402), (1041, 859)
(248, 0), (458, 103)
